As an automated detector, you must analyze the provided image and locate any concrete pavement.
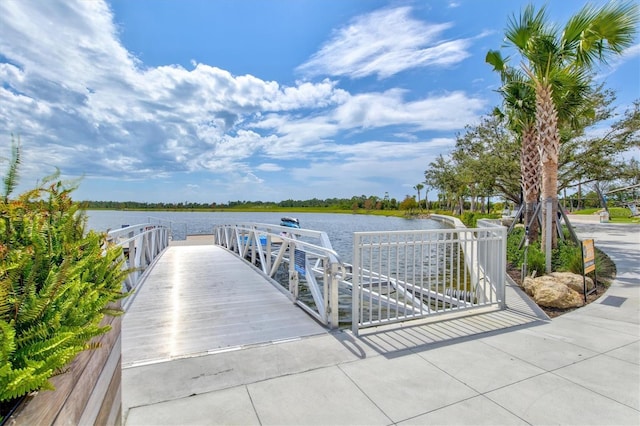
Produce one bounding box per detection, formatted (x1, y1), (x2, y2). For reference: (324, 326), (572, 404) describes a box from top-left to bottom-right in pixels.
(122, 218), (639, 425)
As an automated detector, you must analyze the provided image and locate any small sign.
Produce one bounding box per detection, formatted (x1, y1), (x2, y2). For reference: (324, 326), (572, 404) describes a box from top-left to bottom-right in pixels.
(294, 249), (306, 275)
(582, 239), (595, 274)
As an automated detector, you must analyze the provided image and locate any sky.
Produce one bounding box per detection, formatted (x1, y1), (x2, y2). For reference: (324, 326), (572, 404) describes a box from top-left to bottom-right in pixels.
(1, 0), (638, 204)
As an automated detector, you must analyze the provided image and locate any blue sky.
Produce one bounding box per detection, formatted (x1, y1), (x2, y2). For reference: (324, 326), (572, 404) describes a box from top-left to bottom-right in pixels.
(1, 0), (638, 203)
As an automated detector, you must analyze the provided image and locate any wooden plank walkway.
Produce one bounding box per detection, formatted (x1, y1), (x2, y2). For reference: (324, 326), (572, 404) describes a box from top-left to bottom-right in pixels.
(122, 238), (326, 368)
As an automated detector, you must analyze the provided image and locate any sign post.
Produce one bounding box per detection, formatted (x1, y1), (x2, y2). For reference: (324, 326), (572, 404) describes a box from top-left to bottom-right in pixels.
(581, 239), (597, 302)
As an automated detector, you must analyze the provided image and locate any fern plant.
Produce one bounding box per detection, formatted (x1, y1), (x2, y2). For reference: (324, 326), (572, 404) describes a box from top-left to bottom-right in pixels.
(0, 137), (129, 404)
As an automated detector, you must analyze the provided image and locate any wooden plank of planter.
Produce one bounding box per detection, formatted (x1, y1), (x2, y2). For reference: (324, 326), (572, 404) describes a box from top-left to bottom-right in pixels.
(54, 315), (122, 424)
(78, 334), (122, 425)
(94, 353), (122, 426)
(9, 313), (121, 425)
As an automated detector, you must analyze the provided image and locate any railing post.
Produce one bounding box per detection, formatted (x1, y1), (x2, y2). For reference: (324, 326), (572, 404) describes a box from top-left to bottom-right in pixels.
(288, 242), (299, 301)
(127, 230), (134, 268)
(351, 233), (361, 336)
(328, 262), (340, 328)
(499, 226), (507, 309)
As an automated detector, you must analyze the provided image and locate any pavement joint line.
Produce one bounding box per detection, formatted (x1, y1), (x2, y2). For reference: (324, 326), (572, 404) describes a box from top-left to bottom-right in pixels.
(244, 385), (262, 426)
(546, 367), (640, 413)
(335, 363), (396, 426)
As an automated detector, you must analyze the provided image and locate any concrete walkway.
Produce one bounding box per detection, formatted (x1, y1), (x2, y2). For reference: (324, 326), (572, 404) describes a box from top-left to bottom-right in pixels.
(122, 219), (639, 425)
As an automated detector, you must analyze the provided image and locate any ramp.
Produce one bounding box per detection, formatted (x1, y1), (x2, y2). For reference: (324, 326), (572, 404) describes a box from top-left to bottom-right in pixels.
(122, 244), (326, 367)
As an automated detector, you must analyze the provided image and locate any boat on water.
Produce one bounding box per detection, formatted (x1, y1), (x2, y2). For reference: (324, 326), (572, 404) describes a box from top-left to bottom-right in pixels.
(280, 217), (300, 228)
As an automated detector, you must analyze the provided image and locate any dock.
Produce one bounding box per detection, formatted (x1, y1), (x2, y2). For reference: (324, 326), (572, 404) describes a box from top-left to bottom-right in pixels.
(121, 226), (639, 425)
(122, 238), (326, 368)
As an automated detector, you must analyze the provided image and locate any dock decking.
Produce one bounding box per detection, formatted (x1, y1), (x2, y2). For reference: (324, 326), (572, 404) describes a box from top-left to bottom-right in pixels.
(122, 240), (326, 368)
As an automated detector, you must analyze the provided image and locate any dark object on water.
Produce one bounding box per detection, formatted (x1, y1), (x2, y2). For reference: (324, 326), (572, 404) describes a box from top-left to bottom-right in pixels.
(280, 217), (300, 228)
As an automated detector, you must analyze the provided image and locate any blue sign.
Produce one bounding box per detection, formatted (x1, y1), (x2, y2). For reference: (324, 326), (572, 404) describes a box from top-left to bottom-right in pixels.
(294, 249), (306, 275)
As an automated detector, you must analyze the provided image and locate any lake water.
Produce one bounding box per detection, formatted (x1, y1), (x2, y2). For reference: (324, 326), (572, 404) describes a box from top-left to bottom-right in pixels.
(86, 210), (445, 260)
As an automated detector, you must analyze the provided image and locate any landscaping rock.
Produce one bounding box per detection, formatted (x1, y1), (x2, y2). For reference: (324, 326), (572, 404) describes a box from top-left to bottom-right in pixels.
(522, 275), (584, 309)
(548, 272), (594, 293)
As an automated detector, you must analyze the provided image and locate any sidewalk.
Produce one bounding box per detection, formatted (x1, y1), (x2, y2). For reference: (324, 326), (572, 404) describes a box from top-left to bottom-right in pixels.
(123, 221), (639, 425)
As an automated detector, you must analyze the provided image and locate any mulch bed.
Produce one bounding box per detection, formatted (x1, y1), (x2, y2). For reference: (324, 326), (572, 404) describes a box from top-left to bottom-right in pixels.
(507, 264), (612, 318)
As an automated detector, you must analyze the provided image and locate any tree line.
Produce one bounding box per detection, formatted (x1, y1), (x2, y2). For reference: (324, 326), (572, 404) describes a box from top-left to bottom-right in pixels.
(81, 194), (402, 211)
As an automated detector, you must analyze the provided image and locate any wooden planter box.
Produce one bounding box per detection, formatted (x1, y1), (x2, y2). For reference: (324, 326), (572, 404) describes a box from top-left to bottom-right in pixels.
(5, 313), (122, 426)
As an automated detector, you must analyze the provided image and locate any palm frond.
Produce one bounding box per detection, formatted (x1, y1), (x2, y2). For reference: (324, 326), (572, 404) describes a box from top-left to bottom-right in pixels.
(2, 136), (21, 202)
(564, 1), (639, 67)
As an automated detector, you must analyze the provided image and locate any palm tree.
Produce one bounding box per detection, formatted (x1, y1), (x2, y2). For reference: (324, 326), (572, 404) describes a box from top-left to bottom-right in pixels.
(495, 2), (638, 256)
(414, 183), (425, 211)
(485, 58), (541, 239)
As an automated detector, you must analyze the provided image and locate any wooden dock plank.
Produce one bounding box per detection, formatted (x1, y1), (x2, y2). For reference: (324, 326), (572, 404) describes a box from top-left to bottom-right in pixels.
(122, 245), (326, 366)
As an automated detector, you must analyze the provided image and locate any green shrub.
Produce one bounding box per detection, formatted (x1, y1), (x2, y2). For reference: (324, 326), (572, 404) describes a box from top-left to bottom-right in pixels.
(459, 212), (499, 227)
(608, 207), (632, 218)
(460, 211), (476, 227)
(524, 245), (546, 276)
(553, 241), (583, 274)
(506, 227), (525, 265)
(0, 142), (129, 403)
(506, 228), (547, 275)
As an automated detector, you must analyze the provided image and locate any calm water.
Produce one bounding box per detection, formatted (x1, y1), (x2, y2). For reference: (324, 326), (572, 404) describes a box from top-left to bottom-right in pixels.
(86, 210), (445, 260)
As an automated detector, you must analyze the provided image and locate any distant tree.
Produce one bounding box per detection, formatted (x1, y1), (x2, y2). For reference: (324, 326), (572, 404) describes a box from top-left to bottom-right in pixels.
(413, 183), (424, 212)
(425, 155), (467, 214)
(399, 195), (418, 211)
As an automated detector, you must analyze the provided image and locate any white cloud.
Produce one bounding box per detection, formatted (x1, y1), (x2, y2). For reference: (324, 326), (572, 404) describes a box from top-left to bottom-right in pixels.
(297, 6), (472, 79)
(291, 140), (448, 197)
(0, 0), (490, 202)
(333, 90), (485, 130)
(257, 163), (284, 172)
(599, 43), (640, 77)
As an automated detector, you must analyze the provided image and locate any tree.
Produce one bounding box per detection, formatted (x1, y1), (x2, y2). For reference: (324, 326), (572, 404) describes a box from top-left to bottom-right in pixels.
(399, 195), (418, 211)
(413, 183), (424, 212)
(451, 115), (521, 206)
(486, 57), (541, 238)
(425, 155), (467, 214)
(491, 2), (638, 258)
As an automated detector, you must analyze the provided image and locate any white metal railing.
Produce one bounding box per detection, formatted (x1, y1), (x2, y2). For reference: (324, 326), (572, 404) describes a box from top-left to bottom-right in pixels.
(213, 219), (507, 334)
(352, 223), (506, 334)
(213, 223), (345, 328)
(107, 224), (170, 294)
(145, 216), (188, 240)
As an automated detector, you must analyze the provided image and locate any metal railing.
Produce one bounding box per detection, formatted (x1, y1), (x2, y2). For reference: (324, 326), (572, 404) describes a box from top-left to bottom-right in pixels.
(352, 222), (506, 334)
(213, 219), (507, 334)
(145, 216), (188, 240)
(213, 223), (345, 328)
(107, 224), (170, 294)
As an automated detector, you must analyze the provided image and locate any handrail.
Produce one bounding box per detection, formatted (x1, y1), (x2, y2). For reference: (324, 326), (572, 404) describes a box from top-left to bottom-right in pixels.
(214, 220), (507, 333)
(351, 221), (507, 334)
(213, 222), (345, 328)
(107, 224), (170, 304)
(145, 216), (188, 240)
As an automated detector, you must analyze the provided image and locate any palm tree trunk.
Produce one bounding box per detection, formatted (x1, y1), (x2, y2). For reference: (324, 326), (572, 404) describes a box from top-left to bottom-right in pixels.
(536, 83), (560, 251)
(521, 125), (540, 241)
